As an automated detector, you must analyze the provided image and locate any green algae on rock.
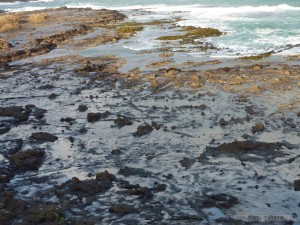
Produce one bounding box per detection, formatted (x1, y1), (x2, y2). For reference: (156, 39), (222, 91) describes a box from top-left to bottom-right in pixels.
(239, 51), (274, 60)
(156, 26), (223, 41)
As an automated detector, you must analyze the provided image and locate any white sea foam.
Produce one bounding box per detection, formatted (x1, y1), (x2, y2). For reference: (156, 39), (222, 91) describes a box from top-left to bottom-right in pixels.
(8, 6), (49, 12)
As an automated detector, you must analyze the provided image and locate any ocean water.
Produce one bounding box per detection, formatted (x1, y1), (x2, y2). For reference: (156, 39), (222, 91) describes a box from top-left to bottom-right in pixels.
(1, 0), (300, 57)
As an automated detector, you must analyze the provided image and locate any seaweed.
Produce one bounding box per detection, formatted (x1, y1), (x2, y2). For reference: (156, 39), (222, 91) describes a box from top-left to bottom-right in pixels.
(156, 27), (223, 41)
(239, 51), (274, 61)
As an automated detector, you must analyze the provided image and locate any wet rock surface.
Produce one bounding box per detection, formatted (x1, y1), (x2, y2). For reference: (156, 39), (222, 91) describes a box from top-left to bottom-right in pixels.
(9, 149), (45, 170)
(30, 132), (58, 142)
(0, 7), (299, 225)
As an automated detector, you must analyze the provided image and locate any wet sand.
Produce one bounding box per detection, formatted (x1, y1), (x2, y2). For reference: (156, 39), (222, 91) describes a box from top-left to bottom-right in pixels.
(0, 7), (300, 225)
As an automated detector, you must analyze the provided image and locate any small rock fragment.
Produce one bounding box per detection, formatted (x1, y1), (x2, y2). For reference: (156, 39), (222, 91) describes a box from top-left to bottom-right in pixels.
(114, 116), (133, 127)
(245, 106), (255, 115)
(133, 122), (153, 136)
(219, 118), (227, 126)
(60, 117), (76, 125)
(48, 93), (58, 100)
(78, 104), (88, 112)
(251, 122), (265, 133)
(151, 121), (162, 130)
(109, 204), (136, 214)
(87, 111), (110, 122)
(179, 157), (195, 169)
(119, 166), (152, 177)
(294, 180), (300, 191)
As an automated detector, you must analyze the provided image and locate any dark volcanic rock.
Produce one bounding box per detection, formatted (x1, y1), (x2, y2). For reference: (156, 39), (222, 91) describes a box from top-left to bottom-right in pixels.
(56, 173), (114, 196)
(0, 106), (29, 121)
(9, 149), (45, 170)
(38, 84), (55, 90)
(109, 204), (137, 214)
(179, 157), (195, 169)
(207, 141), (281, 152)
(219, 118), (227, 126)
(119, 166), (152, 177)
(114, 115), (133, 127)
(30, 132), (58, 142)
(0, 62), (10, 71)
(118, 187), (153, 199)
(200, 140), (294, 162)
(60, 117), (76, 125)
(151, 121), (162, 130)
(0, 167), (14, 183)
(48, 93), (58, 100)
(23, 204), (65, 225)
(245, 106), (255, 115)
(0, 126), (10, 135)
(78, 104), (88, 112)
(96, 170), (116, 181)
(294, 180), (300, 191)
(87, 111), (110, 122)
(202, 193), (238, 209)
(0, 139), (23, 157)
(133, 122), (153, 136)
(251, 122), (265, 133)
(189, 193), (238, 210)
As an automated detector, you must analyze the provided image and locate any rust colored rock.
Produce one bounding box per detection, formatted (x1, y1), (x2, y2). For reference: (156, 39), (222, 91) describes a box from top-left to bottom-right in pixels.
(251, 122), (265, 133)
(0, 38), (11, 49)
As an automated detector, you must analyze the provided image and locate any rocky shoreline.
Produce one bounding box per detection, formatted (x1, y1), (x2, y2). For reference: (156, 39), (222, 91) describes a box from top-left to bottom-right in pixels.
(0, 7), (300, 225)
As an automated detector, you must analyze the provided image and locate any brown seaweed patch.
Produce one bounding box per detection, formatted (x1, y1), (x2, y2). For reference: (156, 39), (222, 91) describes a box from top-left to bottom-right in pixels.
(0, 13), (23, 32)
(27, 12), (49, 23)
(116, 26), (144, 36)
(239, 51), (273, 60)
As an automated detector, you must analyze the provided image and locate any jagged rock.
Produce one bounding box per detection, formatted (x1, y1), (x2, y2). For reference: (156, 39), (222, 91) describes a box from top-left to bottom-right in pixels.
(114, 116), (133, 127)
(96, 170), (116, 181)
(9, 149), (45, 170)
(151, 121), (162, 130)
(56, 173), (114, 196)
(133, 122), (153, 136)
(179, 157), (195, 169)
(0, 106), (29, 121)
